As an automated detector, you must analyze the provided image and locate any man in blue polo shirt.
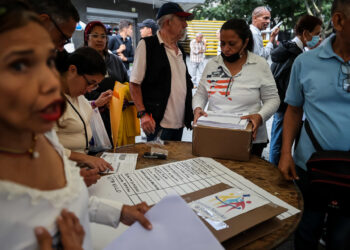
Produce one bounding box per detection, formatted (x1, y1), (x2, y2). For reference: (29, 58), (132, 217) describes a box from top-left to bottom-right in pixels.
(278, 0), (350, 249)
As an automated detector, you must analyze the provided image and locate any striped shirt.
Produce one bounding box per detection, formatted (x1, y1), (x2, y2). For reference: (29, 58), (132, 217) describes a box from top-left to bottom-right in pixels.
(190, 39), (206, 63)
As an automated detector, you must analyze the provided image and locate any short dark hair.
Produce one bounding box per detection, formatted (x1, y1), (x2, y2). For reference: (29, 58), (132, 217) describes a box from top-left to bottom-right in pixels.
(119, 19), (132, 31)
(27, 0), (79, 24)
(55, 47), (106, 76)
(295, 15), (323, 36)
(0, 0), (43, 34)
(221, 18), (254, 52)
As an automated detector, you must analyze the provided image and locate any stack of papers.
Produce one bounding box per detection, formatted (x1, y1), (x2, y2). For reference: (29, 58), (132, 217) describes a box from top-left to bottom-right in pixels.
(197, 111), (248, 130)
(104, 194), (224, 250)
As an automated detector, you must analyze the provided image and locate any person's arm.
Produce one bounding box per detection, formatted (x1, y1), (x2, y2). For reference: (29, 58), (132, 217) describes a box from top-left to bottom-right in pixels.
(278, 105), (303, 180)
(130, 82), (155, 134)
(278, 57), (304, 180)
(88, 197), (152, 230)
(192, 63), (211, 124)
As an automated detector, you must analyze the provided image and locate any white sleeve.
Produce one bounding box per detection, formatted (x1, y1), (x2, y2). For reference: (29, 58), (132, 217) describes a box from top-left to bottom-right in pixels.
(252, 32), (273, 60)
(257, 61), (280, 122)
(192, 63), (210, 110)
(88, 196), (123, 228)
(130, 40), (147, 84)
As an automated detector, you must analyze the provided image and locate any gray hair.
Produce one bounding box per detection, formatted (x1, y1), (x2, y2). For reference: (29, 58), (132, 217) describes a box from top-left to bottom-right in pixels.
(252, 6), (270, 17)
(196, 32), (203, 37)
(27, 0), (79, 24)
(157, 14), (174, 29)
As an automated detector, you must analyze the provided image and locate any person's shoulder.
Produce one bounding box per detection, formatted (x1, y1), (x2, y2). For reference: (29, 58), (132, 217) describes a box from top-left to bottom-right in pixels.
(247, 51), (267, 64)
(107, 52), (124, 64)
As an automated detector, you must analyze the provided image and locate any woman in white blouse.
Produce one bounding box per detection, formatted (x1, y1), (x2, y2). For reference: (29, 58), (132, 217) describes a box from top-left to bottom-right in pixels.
(193, 19), (280, 157)
(54, 47), (114, 176)
(0, 2), (151, 249)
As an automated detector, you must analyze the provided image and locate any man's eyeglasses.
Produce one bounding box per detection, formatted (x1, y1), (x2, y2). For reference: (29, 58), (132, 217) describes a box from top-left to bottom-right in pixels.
(88, 34), (107, 40)
(341, 62), (350, 92)
(82, 75), (99, 91)
(49, 15), (71, 46)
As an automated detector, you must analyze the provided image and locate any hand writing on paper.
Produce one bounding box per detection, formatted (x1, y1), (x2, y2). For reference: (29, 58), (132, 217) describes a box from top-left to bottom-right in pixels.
(240, 114), (262, 140)
(35, 209), (85, 250)
(83, 155), (113, 172)
(95, 90), (113, 107)
(193, 107), (208, 125)
(120, 202), (152, 230)
(278, 152), (299, 181)
(80, 168), (101, 187)
(141, 113), (156, 135)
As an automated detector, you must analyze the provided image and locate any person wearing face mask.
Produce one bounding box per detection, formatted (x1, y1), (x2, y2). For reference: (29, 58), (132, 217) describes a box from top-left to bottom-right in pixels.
(269, 15), (322, 166)
(193, 19), (280, 157)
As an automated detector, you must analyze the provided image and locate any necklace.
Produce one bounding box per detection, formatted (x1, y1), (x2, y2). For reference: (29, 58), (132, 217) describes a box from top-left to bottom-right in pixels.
(0, 134), (40, 159)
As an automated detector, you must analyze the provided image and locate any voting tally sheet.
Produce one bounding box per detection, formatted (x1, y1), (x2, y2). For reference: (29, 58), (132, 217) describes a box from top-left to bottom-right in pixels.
(89, 157), (300, 220)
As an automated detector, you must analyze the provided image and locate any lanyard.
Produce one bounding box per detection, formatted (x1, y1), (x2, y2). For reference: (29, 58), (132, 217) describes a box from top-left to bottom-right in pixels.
(66, 98), (89, 152)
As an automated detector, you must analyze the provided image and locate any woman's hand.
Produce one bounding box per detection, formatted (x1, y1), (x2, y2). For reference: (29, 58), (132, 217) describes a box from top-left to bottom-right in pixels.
(35, 209), (85, 250)
(83, 155), (113, 172)
(278, 152), (299, 181)
(193, 107), (207, 125)
(95, 90), (113, 108)
(240, 114), (262, 140)
(141, 113), (156, 135)
(120, 202), (152, 230)
(80, 168), (101, 187)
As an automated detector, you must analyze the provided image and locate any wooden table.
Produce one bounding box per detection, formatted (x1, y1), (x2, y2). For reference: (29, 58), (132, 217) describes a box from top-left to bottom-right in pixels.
(114, 141), (303, 250)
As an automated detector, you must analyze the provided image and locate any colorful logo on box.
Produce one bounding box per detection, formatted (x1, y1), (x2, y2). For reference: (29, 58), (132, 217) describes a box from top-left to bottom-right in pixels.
(211, 193), (251, 212)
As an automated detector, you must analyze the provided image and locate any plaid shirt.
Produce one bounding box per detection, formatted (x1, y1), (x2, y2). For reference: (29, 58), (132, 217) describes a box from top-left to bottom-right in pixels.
(190, 39), (206, 63)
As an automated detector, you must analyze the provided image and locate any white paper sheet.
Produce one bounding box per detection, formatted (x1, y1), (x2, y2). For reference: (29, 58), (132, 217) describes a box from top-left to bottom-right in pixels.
(104, 194), (224, 250)
(89, 157), (300, 220)
(197, 111), (248, 130)
(100, 152), (138, 174)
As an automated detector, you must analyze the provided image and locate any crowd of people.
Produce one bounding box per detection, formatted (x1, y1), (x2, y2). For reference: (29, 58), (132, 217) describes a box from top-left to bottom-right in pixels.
(0, 0), (349, 249)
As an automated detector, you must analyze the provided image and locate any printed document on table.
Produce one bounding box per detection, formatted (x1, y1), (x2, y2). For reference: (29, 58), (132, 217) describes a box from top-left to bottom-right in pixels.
(197, 111), (248, 130)
(89, 157), (300, 220)
(100, 152), (138, 174)
(104, 194), (224, 250)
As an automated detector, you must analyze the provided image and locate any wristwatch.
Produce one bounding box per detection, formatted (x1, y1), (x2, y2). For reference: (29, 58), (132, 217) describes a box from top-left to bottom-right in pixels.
(137, 110), (147, 118)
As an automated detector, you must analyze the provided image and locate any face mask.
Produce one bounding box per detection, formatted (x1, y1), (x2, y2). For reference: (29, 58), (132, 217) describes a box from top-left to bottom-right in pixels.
(306, 35), (320, 48)
(221, 52), (240, 63)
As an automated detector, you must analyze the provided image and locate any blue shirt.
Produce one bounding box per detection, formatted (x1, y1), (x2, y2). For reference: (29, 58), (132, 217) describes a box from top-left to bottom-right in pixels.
(285, 35), (350, 170)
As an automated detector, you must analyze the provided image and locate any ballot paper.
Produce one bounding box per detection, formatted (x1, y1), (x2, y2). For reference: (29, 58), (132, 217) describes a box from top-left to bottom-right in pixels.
(189, 188), (269, 230)
(104, 194), (224, 250)
(197, 111), (248, 130)
(100, 152), (138, 174)
(89, 157), (300, 220)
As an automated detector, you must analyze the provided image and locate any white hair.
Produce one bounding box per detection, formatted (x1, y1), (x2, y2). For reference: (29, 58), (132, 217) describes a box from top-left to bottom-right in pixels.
(157, 14), (174, 29)
(196, 32), (203, 37)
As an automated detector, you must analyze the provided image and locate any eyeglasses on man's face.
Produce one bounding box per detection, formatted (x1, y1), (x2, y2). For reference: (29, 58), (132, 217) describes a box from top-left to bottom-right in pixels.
(49, 15), (71, 46)
(341, 62), (350, 92)
(88, 33), (107, 40)
(82, 75), (99, 91)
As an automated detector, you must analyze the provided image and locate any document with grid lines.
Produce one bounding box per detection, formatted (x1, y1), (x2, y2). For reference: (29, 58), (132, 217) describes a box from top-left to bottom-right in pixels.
(88, 157), (300, 220)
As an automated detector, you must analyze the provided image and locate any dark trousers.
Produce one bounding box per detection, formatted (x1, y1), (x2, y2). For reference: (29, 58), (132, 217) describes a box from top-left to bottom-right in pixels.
(251, 142), (268, 157)
(146, 125), (184, 142)
(294, 166), (350, 250)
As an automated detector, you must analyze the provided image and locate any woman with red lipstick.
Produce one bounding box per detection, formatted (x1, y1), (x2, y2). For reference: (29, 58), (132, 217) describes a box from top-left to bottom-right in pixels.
(0, 2), (151, 249)
(54, 47), (114, 174)
(84, 21), (129, 144)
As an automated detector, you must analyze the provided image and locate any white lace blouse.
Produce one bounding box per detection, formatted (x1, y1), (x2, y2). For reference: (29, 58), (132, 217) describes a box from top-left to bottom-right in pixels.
(0, 130), (123, 250)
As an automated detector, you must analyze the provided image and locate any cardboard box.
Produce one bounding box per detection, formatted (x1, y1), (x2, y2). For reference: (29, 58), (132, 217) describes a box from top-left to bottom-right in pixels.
(192, 123), (253, 161)
(182, 183), (286, 245)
